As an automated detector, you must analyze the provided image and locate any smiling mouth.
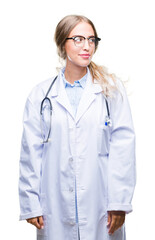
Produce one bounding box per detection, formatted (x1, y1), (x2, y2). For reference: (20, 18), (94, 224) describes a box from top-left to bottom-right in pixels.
(79, 54), (90, 58)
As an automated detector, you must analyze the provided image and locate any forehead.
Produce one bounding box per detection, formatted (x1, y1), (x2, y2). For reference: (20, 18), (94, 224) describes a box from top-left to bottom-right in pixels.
(68, 22), (95, 37)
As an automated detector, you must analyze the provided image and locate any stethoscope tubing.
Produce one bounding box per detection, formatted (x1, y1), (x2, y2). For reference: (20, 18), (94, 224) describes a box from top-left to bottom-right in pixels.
(40, 76), (111, 143)
(40, 76), (58, 115)
(40, 76), (58, 143)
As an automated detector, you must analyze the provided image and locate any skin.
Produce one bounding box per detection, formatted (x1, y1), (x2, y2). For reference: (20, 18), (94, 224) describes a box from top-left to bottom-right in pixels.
(27, 216), (44, 229)
(107, 211), (125, 234)
(26, 21), (125, 235)
(64, 22), (95, 84)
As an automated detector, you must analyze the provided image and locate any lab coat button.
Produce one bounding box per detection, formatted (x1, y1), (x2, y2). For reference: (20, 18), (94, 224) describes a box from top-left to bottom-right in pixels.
(69, 157), (73, 162)
(69, 187), (73, 192)
(69, 221), (75, 225)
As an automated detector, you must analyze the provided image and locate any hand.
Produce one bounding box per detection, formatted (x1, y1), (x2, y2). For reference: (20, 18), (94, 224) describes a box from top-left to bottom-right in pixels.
(107, 211), (125, 235)
(26, 216), (44, 230)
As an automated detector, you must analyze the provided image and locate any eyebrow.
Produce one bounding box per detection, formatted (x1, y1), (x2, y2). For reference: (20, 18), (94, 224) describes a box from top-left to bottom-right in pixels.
(70, 35), (96, 38)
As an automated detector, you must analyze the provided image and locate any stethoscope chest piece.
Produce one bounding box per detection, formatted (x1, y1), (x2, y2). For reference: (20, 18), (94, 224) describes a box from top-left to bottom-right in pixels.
(104, 98), (112, 127)
(105, 116), (112, 127)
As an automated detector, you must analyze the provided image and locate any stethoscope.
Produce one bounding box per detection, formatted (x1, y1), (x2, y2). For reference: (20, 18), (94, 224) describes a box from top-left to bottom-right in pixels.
(40, 76), (112, 144)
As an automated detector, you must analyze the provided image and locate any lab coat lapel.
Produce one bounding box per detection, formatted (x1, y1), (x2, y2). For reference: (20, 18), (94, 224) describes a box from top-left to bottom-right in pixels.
(51, 73), (75, 119)
(75, 70), (103, 123)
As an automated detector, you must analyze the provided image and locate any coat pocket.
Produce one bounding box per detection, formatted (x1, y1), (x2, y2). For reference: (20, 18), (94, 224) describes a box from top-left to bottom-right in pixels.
(98, 125), (110, 156)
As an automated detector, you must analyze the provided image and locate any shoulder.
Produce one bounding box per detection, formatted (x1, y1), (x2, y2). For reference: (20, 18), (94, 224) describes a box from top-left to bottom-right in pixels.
(23, 76), (58, 114)
(27, 77), (56, 104)
(107, 74), (127, 98)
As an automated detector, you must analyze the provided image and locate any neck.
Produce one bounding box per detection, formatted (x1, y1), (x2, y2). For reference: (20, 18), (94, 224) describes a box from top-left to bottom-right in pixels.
(64, 60), (87, 84)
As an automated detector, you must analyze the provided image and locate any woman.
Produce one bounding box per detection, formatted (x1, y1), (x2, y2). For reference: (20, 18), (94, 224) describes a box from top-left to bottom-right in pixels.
(19, 15), (136, 240)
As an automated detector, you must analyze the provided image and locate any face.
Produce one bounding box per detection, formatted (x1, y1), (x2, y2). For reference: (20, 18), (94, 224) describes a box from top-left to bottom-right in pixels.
(65, 22), (96, 68)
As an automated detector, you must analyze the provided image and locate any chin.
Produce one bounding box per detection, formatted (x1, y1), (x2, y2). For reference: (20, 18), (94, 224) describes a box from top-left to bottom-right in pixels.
(76, 59), (92, 68)
(67, 56), (92, 68)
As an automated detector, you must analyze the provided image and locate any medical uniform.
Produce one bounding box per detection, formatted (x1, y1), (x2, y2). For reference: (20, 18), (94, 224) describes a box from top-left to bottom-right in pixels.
(19, 68), (136, 240)
(62, 69), (88, 239)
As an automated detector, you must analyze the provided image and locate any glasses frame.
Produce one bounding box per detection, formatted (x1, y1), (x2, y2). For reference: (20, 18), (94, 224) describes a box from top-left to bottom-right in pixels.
(66, 35), (101, 47)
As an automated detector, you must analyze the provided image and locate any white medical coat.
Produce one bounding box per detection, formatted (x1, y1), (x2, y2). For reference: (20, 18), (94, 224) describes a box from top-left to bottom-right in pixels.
(19, 69), (136, 240)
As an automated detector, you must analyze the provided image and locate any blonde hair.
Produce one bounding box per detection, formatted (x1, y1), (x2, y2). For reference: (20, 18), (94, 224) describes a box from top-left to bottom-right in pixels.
(54, 15), (117, 97)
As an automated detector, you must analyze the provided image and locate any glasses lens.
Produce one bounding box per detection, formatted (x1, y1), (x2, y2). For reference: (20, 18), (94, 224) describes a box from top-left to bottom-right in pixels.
(89, 37), (100, 47)
(74, 36), (84, 47)
(88, 37), (96, 46)
(73, 36), (101, 47)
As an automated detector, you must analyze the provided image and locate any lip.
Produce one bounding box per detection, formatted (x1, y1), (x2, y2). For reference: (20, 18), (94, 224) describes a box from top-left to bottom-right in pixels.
(79, 54), (91, 59)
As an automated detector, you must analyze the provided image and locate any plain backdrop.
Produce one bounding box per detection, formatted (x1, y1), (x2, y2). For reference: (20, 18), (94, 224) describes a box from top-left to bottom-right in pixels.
(0, 0), (155, 239)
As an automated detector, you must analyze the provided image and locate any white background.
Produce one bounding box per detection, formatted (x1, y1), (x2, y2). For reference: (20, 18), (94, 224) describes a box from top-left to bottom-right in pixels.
(0, 0), (155, 239)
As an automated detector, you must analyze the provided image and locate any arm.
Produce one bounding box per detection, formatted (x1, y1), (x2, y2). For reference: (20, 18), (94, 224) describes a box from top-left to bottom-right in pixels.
(107, 81), (136, 233)
(107, 81), (136, 213)
(19, 97), (43, 221)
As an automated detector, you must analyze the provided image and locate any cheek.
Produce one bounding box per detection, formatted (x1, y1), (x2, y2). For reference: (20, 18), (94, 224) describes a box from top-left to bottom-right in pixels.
(91, 46), (95, 55)
(65, 43), (77, 56)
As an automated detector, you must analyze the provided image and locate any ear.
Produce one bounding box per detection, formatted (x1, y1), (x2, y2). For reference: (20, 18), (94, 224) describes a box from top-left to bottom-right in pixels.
(61, 45), (67, 59)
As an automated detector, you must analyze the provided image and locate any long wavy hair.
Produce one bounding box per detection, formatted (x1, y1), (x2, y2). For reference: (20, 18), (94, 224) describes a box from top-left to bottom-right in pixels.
(54, 15), (117, 97)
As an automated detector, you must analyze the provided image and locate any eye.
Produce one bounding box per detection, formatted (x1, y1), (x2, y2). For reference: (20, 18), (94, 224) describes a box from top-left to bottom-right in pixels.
(89, 37), (96, 43)
(74, 36), (84, 42)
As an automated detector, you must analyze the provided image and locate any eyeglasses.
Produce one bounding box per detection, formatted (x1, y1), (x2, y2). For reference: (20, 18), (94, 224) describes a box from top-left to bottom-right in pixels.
(66, 35), (101, 48)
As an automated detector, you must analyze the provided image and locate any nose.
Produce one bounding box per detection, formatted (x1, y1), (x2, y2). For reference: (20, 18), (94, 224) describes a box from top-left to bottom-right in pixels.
(83, 39), (90, 50)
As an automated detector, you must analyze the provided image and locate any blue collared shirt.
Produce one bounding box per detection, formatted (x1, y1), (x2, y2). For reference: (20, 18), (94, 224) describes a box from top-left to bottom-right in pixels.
(61, 68), (87, 117)
(61, 68), (87, 224)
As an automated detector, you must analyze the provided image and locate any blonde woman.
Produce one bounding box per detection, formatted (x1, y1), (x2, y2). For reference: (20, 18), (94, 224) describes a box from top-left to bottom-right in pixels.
(19, 15), (136, 240)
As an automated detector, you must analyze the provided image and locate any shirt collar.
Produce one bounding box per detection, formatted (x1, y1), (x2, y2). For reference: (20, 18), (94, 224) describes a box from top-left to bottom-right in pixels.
(61, 67), (87, 89)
